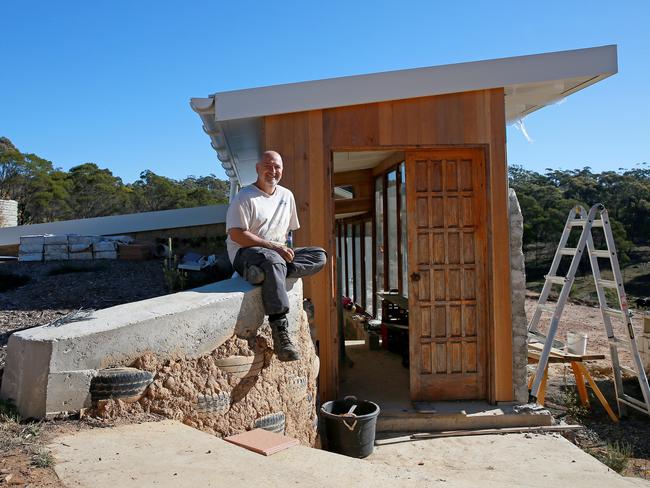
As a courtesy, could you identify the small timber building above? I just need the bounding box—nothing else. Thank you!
[191,45,618,404]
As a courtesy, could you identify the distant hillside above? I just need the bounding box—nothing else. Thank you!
[509,164,650,300]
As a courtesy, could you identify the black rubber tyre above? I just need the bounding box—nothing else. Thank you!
[90,367,154,403]
[254,411,285,433]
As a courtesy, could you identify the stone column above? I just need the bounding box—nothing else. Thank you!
[509,188,529,403]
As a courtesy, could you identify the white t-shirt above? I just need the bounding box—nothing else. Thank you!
[226,184,300,263]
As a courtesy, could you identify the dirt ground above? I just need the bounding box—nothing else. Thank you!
[526,297,650,479]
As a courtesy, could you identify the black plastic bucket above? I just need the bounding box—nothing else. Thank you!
[320,396,380,458]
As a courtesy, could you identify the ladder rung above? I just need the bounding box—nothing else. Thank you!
[608,337,628,347]
[597,279,618,289]
[559,248,578,256]
[620,394,650,411]
[545,276,566,285]
[537,304,556,313]
[604,307,625,319]
[568,219,603,228]
[620,366,638,377]
[591,250,612,258]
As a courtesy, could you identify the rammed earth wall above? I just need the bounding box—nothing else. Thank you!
[1,278,319,444]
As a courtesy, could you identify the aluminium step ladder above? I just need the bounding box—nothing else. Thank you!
[528,204,650,417]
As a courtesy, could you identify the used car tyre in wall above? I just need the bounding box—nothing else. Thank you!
[90,367,154,403]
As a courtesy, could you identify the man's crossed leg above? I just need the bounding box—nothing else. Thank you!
[233,246,327,361]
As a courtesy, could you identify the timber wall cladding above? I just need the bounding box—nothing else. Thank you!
[264,88,513,402]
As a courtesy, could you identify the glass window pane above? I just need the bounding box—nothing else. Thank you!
[354,224,362,305]
[400,163,408,297]
[375,177,384,290]
[364,220,373,314]
[340,224,347,297]
[387,171,398,291]
[375,176,384,318]
[346,223,354,300]
[336,223,340,257]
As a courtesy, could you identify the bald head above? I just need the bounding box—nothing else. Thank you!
[261,151,283,165]
[255,150,284,194]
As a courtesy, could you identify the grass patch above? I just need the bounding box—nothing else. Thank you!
[48,262,109,276]
[31,448,54,468]
[562,387,590,420]
[588,441,633,473]
[0,272,31,292]
[0,399,20,423]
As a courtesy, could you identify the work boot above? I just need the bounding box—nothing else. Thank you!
[244,264,265,285]
[270,318,300,362]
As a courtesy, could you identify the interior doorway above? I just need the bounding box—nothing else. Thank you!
[332,150,412,410]
[332,148,490,408]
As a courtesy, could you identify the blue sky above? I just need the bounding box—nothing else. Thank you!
[2,1,648,182]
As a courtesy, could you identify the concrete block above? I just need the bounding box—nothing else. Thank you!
[19,242,44,253]
[18,252,42,262]
[46,370,96,415]
[94,250,117,259]
[44,235,69,245]
[69,252,93,260]
[1,277,302,418]
[44,244,68,253]
[93,241,117,252]
[69,243,92,253]
[68,235,100,245]
[44,252,69,261]
[19,235,45,253]
[20,235,45,246]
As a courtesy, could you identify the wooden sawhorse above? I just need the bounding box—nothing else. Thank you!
[527,342,618,422]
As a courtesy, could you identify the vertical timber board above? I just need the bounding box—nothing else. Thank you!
[486,88,513,402]
[263,111,337,401]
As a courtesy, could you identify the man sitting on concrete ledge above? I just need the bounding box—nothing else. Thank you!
[226,150,327,361]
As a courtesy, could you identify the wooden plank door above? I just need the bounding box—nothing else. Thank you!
[406,149,488,401]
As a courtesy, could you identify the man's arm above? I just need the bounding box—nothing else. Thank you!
[228,228,294,262]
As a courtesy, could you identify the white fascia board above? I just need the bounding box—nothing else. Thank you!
[209,45,617,121]
[0,205,228,247]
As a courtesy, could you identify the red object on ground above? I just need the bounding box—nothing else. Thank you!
[381,323,389,349]
[224,428,299,456]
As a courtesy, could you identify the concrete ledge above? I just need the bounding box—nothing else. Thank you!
[1,277,302,418]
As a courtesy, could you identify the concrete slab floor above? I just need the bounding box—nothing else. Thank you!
[340,341,410,411]
[48,420,645,488]
[340,342,551,431]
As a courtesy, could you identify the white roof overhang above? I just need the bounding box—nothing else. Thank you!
[191,45,617,186]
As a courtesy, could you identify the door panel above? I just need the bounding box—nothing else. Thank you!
[406,149,488,401]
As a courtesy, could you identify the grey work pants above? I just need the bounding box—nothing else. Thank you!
[233,246,327,316]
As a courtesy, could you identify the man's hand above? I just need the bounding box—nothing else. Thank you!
[268,242,294,262]
[228,228,294,262]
